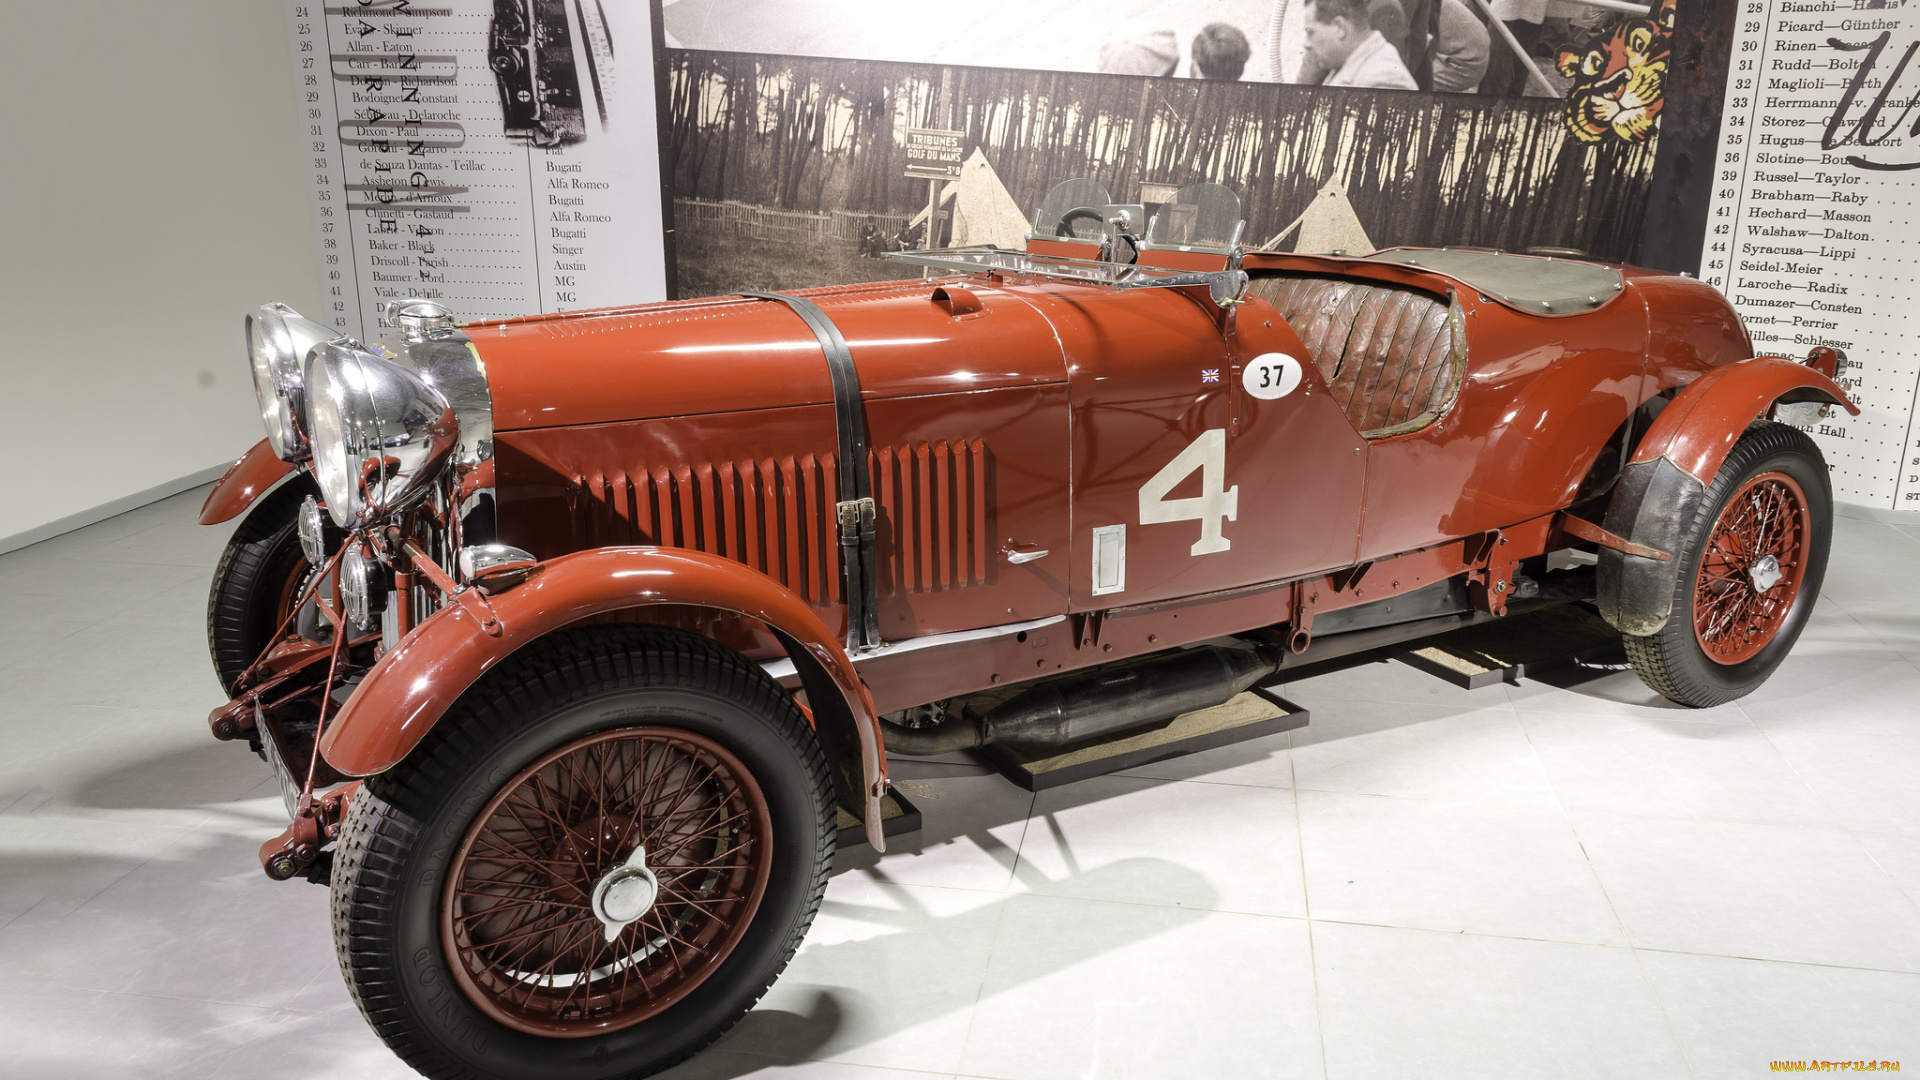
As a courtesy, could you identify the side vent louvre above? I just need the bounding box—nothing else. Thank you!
[872,439,991,594]
[567,439,991,607]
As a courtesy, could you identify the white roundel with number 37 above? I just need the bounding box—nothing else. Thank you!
[1243,353,1303,400]
[1140,429,1238,555]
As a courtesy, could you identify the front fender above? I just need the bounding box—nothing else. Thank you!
[318,546,891,848]
[198,439,297,525]
[1597,356,1856,635]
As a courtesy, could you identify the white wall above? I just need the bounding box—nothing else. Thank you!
[0,1,319,546]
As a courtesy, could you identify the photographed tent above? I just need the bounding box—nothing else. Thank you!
[949,149,1030,248]
[1265,177,1375,255]
[906,148,1029,249]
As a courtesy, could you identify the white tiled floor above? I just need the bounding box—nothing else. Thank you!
[4,490,1920,1079]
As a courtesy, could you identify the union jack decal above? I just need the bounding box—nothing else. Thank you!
[1201,368,1220,383]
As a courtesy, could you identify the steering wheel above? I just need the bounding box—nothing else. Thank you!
[1055,206,1106,239]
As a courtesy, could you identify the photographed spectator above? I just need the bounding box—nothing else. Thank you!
[1192,23,1252,80]
[859,215,883,259]
[1369,0,1412,58]
[1097,28,1180,76]
[1369,0,1490,91]
[1304,0,1419,89]
[1380,0,1451,88]
[1431,0,1491,92]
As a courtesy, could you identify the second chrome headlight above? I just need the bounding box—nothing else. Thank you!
[246,302,337,463]
[304,339,458,529]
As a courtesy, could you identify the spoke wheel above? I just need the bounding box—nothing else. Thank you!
[444,727,774,1038]
[1691,472,1810,665]
[1623,421,1831,708]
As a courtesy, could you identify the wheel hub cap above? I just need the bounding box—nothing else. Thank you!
[1748,553,1784,592]
[590,847,660,941]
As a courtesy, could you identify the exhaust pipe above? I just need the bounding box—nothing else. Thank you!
[880,645,1279,756]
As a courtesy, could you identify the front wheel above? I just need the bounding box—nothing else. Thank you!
[330,626,836,1080]
[1625,421,1832,707]
[205,475,324,694]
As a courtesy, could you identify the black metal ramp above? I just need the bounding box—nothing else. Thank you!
[1395,603,1624,689]
[980,685,1310,792]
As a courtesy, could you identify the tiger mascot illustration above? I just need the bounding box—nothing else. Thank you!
[1556,0,1676,144]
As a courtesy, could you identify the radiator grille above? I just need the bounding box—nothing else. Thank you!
[566,439,990,606]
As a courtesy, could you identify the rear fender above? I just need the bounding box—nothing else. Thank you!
[1597,357,1856,635]
[199,439,297,525]
[317,546,891,849]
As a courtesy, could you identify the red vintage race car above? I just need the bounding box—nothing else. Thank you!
[201,181,1853,1080]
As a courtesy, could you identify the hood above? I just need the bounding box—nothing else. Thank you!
[465,279,1072,432]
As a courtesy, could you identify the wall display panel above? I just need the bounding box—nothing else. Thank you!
[285,0,668,339]
[1699,0,1919,509]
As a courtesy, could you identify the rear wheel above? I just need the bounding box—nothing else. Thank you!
[1625,421,1831,707]
[330,626,835,1080]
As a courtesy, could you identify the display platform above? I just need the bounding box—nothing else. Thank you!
[835,788,923,848]
[980,684,1310,792]
[1395,603,1624,689]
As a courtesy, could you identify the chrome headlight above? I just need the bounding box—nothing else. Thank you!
[246,303,337,462]
[304,339,458,529]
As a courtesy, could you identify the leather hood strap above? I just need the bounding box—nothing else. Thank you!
[738,291,882,651]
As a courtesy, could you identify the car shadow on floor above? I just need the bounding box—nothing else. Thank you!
[659,855,1217,1079]
[60,740,268,812]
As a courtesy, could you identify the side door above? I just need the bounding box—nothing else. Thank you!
[1019,285,1368,610]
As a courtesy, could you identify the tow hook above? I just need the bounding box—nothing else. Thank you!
[259,781,360,882]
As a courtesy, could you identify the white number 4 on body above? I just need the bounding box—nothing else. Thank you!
[1139,429,1238,555]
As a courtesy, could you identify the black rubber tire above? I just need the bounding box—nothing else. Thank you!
[204,474,322,694]
[1624,421,1832,707]
[329,625,836,1080]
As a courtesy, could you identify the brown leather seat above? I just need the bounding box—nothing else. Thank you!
[1248,275,1464,438]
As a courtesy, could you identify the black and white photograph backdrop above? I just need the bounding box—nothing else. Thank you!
[660,0,1692,298]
